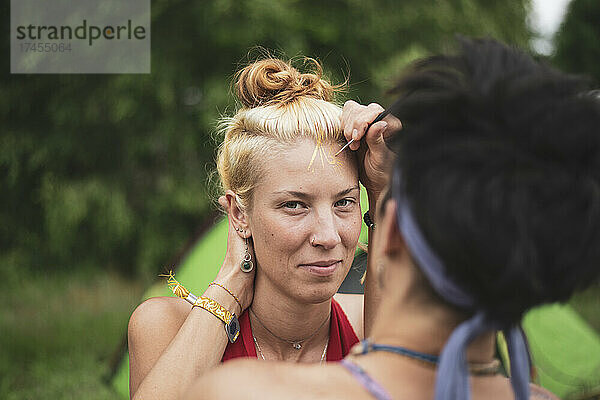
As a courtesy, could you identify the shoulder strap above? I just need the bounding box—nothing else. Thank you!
[340,359,392,400]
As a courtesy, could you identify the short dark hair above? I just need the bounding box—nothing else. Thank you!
[388,37,600,325]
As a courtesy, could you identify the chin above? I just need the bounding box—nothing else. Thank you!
[285,261,351,304]
[298,279,345,305]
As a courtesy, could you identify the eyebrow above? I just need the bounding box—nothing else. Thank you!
[273,185,360,199]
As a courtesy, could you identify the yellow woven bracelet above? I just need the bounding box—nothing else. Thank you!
[160,271,240,343]
[193,297,240,343]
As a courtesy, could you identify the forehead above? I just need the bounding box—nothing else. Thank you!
[257,138,358,195]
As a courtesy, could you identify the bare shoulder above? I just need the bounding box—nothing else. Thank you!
[184,360,359,400]
[128,296,191,354]
[128,296,190,335]
[333,293,364,339]
[530,384,560,400]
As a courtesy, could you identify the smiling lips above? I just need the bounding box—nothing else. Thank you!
[298,259,341,276]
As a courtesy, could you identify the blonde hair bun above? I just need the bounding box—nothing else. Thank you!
[235,58,336,108]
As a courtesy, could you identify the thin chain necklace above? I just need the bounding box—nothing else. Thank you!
[253,333,329,364]
[248,307,329,350]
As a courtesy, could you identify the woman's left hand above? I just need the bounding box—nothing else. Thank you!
[340,101,402,203]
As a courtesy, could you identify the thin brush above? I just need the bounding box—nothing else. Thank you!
[334,109,390,157]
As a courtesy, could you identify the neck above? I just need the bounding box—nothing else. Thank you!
[368,293,496,364]
[364,255,497,363]
[250,271,331,360]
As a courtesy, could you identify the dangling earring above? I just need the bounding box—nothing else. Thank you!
[240,234,254,273]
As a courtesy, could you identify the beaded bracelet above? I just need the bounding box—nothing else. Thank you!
[363,211,376,230]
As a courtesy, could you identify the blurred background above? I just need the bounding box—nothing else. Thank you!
[1,0,599,399]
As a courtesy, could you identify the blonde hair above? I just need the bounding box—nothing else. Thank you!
[215,57,346,212]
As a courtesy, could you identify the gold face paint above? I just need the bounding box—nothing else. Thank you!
[306,131,344,173]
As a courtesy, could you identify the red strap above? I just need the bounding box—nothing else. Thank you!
[327,298,360,361]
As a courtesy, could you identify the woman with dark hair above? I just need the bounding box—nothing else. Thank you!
[184,37,600,400]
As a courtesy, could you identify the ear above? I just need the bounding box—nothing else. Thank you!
[221,189,252,238]
[379,199,404,257]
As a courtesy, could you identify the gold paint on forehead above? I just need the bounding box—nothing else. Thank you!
[306,129,344,173]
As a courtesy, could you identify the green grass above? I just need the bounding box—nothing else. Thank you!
[0,268,142,400]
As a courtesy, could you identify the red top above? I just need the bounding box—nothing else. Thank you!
[222,299,359,362]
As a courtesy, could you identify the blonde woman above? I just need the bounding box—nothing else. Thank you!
[127,57,399,400]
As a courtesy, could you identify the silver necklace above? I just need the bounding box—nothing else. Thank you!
[249,307,329,350]
[252,333,329,364]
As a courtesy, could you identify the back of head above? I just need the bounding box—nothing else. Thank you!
[389,37,600,325]
[216,57,345,211]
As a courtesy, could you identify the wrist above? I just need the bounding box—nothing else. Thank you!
[203,285,243,316]
[208,282,242,312]
[191,295,241,343]
[214,268,253,310]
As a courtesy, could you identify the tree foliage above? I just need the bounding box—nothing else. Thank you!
[1,0,532,277]
[553,0,600,83]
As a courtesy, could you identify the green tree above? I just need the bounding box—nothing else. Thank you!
[1,0,533,279]
[553,0,600,83]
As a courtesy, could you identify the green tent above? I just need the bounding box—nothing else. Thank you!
[111,187,600,399]
[523,305,600,399]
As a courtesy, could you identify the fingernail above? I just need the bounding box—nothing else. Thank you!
[352,129,358,140]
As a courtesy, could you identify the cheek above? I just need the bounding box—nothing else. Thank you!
[253,213,308,264]
[341,212,362,247]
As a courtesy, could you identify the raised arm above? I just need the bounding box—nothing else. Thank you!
[128,192,255,400]
[340,100,401,336]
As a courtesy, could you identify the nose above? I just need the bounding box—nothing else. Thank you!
[310,210,341,250]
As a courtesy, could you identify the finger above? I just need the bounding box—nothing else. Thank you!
[349,125,366,151]
[363,120,389,158]
[245,233,255,255]
[382,114,402,140]
[222,205,248,267]
[350,103,385,150]
[222,195,244,241]
[218,195,228,210]
[352,104,385,150]
[225,205,239,241]
[341,100,361,143]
